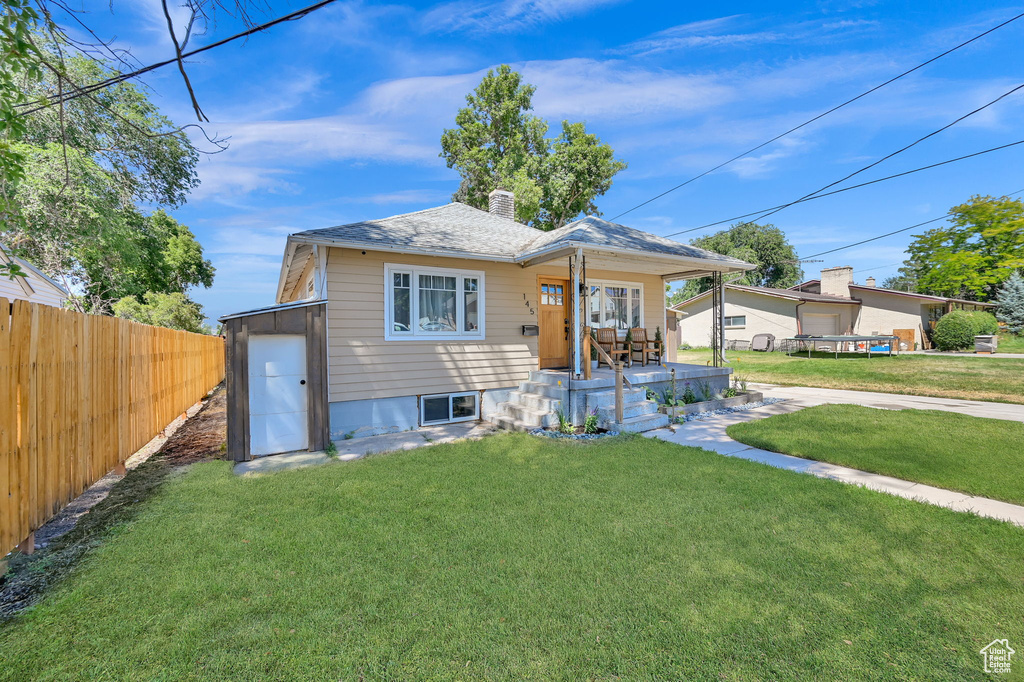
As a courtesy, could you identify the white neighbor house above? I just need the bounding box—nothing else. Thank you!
[672,265,994,351]
[0,244,69,307]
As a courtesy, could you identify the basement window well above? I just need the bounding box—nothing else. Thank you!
[421,392,479,425]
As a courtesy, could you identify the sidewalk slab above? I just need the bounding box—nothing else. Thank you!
[235,422,497,476]
[644,395,1024,527]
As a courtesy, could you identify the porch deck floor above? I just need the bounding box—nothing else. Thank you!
[536,362,730,390]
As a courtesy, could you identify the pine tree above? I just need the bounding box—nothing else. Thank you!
[995,271,1024,334]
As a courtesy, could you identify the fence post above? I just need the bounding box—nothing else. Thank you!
[614,361,624,425]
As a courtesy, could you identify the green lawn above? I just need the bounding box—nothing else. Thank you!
[727,404,1024,506]
[998,333,1024,353]
[676,348,1024,404]
[2,434,1023,680]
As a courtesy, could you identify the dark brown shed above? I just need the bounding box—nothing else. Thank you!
[220,300,329,462]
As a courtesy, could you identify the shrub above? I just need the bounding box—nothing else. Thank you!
[967,310,999,336]
[682,383,698,404]
[933,310,977,351]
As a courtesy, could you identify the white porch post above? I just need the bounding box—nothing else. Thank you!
[719,272,727,365]
[573,247,583,377]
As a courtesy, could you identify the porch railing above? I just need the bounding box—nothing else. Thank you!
[581,327,631,424]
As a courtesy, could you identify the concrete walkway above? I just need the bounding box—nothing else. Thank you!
[904,350,1024,359]
[750,383,1024,423]
[235,422,497,476]
[644,387,1024,527]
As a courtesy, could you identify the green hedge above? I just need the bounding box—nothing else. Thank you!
[933,310,999,351]
[968,310,999,335]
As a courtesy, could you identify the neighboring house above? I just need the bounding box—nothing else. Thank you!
[220,190,753,460]
[0,244,69,307]
[672,265,994,350]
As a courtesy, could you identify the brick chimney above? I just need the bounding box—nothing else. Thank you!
[865,276,876,288]
[820,266,853,298]
[488,189,515,221]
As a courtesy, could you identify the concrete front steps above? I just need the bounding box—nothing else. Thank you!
[586,387,670,433]
[490,381,566,432]
[490,371,669,433]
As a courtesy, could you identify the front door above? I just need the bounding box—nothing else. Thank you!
[248,334,309,456]
[538,277,570,369]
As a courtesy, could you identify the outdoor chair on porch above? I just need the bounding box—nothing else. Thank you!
[594,327,629,368]
[629,328,662,366]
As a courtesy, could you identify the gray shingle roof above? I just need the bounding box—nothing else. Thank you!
[520,215,750,266]
[292,202,752,269]
[673,283,861,309]
[291,203,543,260]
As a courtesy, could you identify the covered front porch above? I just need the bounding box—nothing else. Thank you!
[514,216,756,381]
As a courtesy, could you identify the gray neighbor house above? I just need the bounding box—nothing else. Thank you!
[220,190,753,461]
[672,265,994,351]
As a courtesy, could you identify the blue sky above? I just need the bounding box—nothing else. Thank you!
[70,0,1024,321]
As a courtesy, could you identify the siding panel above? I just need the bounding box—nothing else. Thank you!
[326,248,666,402]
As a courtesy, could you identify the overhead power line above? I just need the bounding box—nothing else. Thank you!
[609,10,1024,222]
[737,81,1024,224]
[18,0,338,115]
[662,137,1024,238]
[798,188,1024,260]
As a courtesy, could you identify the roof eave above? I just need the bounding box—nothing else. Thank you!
[515,241,755,274]
[219,298,326,323]
[288,234,518,264]
[275,237,299,304]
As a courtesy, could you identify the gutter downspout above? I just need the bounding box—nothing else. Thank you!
[573,247,583,378]
[795,301,805,333]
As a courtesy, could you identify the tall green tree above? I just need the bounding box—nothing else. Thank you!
[112,292,210,334]
[440,65,625,230]
[995,271,1024,334]
[1,39,211,311]
[0,0,44,279]
[899,195,1024,301]
[672,222,803,303]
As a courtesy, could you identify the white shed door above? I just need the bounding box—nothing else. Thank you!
[248,335,308,456]
[802,313,839,336]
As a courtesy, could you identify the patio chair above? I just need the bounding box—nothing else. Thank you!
[629,328,662,366]
[594,327,619,368]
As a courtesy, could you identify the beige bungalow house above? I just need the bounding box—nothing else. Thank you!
[220,191,754,461]
[672,265,994,351]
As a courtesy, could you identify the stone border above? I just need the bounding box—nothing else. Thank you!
[659,391,764,418]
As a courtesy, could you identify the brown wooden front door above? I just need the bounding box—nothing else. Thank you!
[538,277,570,369]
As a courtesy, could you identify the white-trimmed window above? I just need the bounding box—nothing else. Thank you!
[724,315,746,328]
[421,392,479,425]
[385,264,485,340]
[588,280,643,332]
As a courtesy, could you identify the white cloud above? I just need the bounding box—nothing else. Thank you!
[353,189,452,205]
[206,225,294,257]
[190,164,300,201]
[423,0,622,33]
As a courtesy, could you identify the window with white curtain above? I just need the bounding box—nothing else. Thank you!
[588,280,643,332]
[385,264,484,340]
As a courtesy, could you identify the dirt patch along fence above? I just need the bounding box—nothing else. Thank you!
[0,299,225,556]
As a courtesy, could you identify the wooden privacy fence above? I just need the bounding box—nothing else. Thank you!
[0,299,225,556]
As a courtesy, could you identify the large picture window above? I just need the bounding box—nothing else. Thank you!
[385,264,485,340]
[588,280,643,332]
